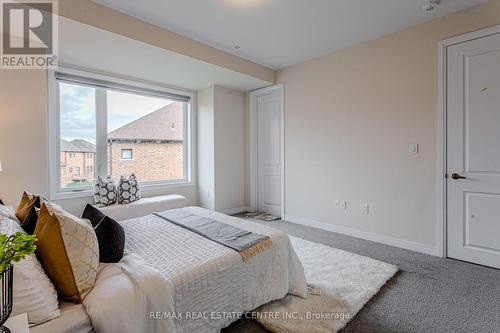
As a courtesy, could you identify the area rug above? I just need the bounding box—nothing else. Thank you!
[244,212,281,221]
[255,236,398,333]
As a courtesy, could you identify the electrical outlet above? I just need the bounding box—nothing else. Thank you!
[340,201,347,210]
[335,200,340,209]
[361,203,369,215]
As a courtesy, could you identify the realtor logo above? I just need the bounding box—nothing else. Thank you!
[1,0,58,68]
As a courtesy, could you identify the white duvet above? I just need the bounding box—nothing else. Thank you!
[83,207,307,333]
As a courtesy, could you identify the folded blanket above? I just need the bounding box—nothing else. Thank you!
[154,210,272,261]
[83,254,176,333]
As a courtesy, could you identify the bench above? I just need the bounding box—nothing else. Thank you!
[97,194,186,221]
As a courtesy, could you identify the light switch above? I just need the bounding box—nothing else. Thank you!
[409,143,419,155]
[340,201,347,210]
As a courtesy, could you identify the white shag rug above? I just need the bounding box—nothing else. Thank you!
[256,236,398,333]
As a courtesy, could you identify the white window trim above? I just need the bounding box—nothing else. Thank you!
[48,66,196,200]
[120,148,134,160]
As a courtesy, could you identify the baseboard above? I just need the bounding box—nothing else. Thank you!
[285,214,439,256]
[221,207,250,215]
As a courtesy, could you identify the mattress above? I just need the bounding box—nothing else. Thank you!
[30,302,93,333]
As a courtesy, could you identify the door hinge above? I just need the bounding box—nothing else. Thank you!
[445,173,448,179]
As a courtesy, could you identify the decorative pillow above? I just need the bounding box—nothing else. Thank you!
[118,174,141,204]
[15,191,40,222]
[94,176,117,208]
[20,206,38,235]
[35,204,99,303]
[82,203,105,228]
[82,204,125,263]
[0,213,60,325]
[94,216,125,263]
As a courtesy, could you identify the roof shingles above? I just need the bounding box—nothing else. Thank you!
[60,139,96,152]
[108,102,183,142]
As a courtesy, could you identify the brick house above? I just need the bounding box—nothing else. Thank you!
[60,139,96,187]
[107,102,184,182]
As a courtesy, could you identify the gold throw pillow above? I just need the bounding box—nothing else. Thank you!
[35,204,99,303]
[15,191,40,223]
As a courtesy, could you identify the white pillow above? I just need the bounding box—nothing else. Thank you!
[0,213,60,325]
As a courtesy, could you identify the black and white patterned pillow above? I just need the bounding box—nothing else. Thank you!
[94,176,117,208]
[118,174,141,204]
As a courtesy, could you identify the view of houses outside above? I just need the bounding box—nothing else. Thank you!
[107,102,184,182]
[60,139,96,188]
[60,102,184,188]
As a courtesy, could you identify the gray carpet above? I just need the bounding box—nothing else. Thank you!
[223,217,500,333]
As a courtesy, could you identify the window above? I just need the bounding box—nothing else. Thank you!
[121,149,133,160]
[49,68,192,198]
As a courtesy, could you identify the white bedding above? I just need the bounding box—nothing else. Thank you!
[118,207,308,333]
[83,254,176,333]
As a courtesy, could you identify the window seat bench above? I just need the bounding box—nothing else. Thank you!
[96,194,186,221]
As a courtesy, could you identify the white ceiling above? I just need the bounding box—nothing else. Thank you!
[59,17,272,92]
[93,0,487,69]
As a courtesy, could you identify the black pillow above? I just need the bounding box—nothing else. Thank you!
[94,216,125,263]
[81,203,125,263]
[82,204,105,228]
[21,206,38,235]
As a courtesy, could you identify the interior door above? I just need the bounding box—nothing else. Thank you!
[447,32,500,269]
[257,91,282,216]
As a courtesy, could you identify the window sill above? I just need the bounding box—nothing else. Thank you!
[50,181,195,201]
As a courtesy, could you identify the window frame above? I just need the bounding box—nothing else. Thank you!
[120,148,133,160]
[48,66,195,200]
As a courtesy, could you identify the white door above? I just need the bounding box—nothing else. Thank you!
[257,90,282,216]
[447,32,500,269]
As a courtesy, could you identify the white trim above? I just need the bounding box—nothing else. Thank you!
[436,25,500,259]
[286,215,439,256]
[220,207,250,215]
[436,39,447,258]
[47,65,196,200]
[248,83,285,218]
[439,25,500,48]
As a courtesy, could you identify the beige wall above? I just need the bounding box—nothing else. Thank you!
[277,0,500,250]
[213,86,246,213]
[197,86,247,213]
[197,86,216,210]
[0,70,48,202]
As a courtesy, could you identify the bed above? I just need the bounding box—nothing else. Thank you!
[31,207,307,333]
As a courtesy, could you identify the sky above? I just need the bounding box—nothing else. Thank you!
[60,82,173,143]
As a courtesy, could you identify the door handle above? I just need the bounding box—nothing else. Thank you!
[451,173,466,180]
